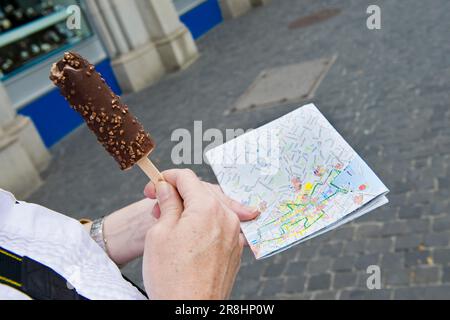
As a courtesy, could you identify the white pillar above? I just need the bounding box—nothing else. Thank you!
[220,0,271,19]
[219,0,252,19]
[0,85,45,198]
[250,0,271,7]
[0,84,50,172]
[3,115,51,172]
[0,85,16,127]
[86,0,166,93]
[137,0,199,72]
[0,135,43,199]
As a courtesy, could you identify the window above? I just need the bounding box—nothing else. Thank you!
[173,0,207,15]
[0,0,92,80]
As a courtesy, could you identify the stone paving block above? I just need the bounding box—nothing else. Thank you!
[380,252,405,270]
[404,250,433,268]
[410,182,435,200]
[410,266,441,285]
[333,255,357,272]
[318,243,343,256]
[279,292,313,300]
[232,278,262,299]
[340,289,392,300]
[343,241,365,255]
[260,278,285,298]
[395,235,423,251]
[398,205,425,219]
[330,226,355,241]
[433,249,450,265]
[272,251,293,265]
[333,272,358,290]
[263,262,286,278]
[394,286,450,300]
[355,224,382,239]
[442,267,450,283]
[387,194,407,208]
[283,276,306,294]
[432,201,449,216]
[238,262,267,280]
[382,268,411,287]
[354,253,380,270]
[438,177,450,190]
[423,232,450,247]
[370,208,395,223]
[307,257,332,275]
[294,245,318,261]
[408,219,431,233]
[313,291,338,300]
[364,238,394,253]
[433,216,450,232]
[307,274,332,292]
[285,261,308,277]
[380,221,410,237]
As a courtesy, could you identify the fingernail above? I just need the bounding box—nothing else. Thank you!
[156,182,172,202]
[143,184,151,197]
[248,206,261,215]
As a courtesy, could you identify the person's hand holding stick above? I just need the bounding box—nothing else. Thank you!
[142,169,250,300]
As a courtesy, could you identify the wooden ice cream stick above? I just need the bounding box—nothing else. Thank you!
[137,156,165,183]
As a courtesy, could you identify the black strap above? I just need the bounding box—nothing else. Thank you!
[0,247,22,290]
[121,274,148,299]
[0,247,87,300]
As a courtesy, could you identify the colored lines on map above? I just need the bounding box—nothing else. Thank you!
[252,167,349,247]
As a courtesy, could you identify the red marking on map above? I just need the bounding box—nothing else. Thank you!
[314,166,326,177]
[259,201,268,212]
[291,177,302,192]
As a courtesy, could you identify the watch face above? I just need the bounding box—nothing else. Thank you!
[90,218,107,252]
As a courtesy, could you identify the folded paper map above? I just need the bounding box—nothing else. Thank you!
[206,104,389,259]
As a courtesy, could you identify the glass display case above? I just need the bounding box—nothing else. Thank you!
[0,0,93,80]
[173,0,207,15]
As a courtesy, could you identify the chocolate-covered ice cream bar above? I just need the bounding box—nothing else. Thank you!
[50,52,163,181]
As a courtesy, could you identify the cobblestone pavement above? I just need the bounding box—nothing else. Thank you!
[28,0,450,299]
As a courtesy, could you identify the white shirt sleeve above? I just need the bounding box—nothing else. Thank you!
[0,189,147,300]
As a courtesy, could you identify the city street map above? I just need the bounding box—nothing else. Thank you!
[206,104,389,259]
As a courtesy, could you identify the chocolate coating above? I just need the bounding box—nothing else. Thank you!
[50,52,154,170]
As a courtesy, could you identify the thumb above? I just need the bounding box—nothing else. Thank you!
[155,181,183,223]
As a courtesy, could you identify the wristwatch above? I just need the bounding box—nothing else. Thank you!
[89,217,109,254]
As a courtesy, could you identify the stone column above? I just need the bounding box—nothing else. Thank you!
[250,0,272,7]
[220,0,271,19]
[137,0,199,72]
[0,84,45,198]
[0,85,15,127]
[85,0,166,93]
[219,0,252,19]
[0,85,50,172]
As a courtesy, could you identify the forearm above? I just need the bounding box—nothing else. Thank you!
[91,198,158,266]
